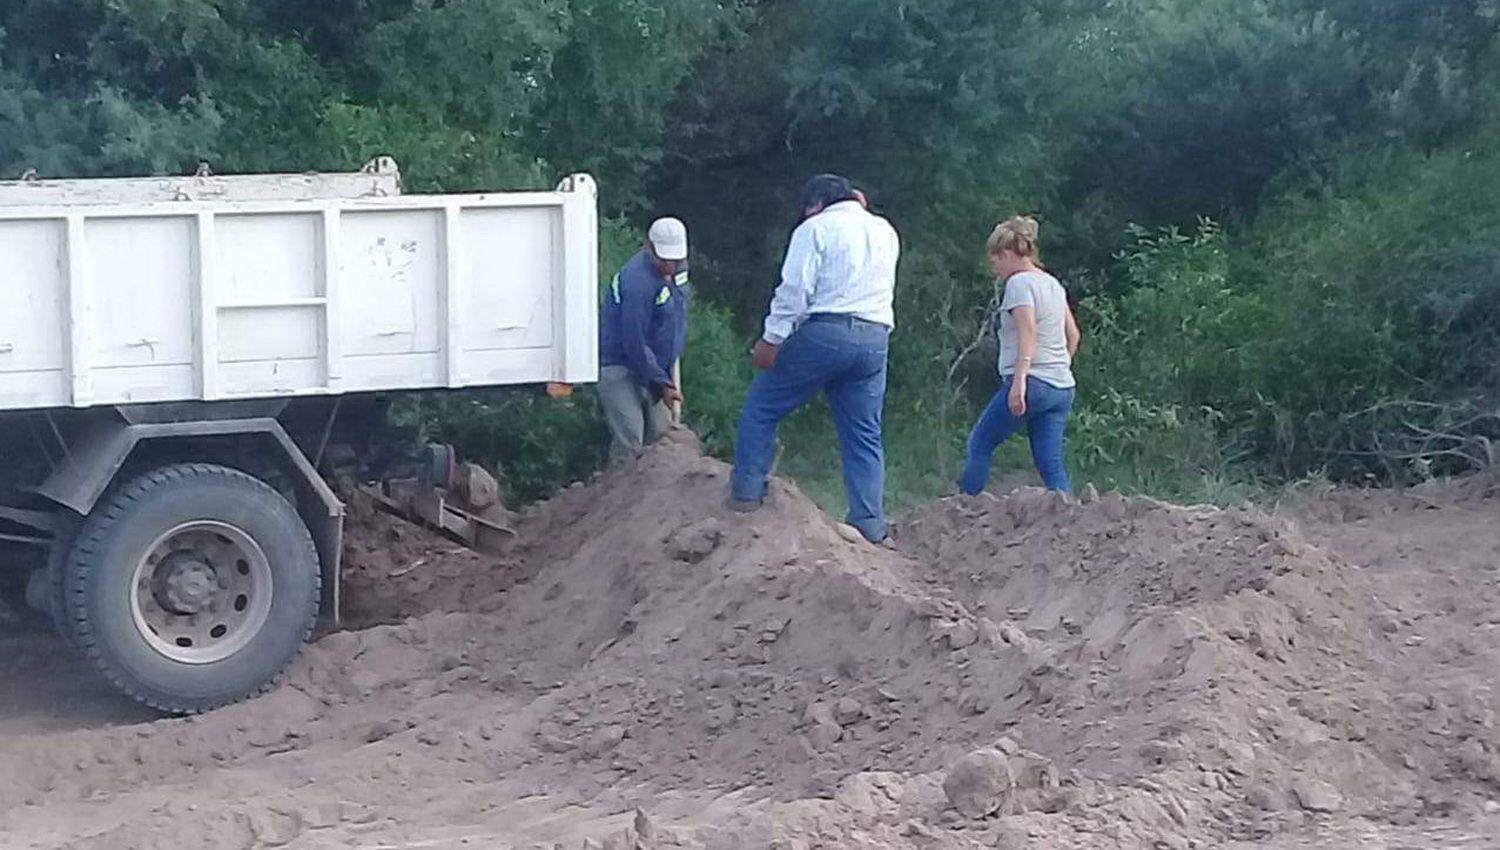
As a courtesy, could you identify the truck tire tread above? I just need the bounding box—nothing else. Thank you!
[65,463,321,714]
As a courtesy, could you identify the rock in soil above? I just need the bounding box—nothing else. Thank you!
[943,747,1015,818]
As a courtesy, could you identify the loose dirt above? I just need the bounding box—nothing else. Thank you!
[0,431,1497,848]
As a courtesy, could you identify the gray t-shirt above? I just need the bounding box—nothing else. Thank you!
[997,270,1075,389]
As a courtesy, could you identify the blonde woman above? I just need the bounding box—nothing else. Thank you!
[959,216,1081,494]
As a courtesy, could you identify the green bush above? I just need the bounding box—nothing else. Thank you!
[681,298,753,457]
[1241,134,1500,480]
[390,389,606,506]
[1066,221,1258,486]
[1068,389,1235,500]
[1068,132,1500,487]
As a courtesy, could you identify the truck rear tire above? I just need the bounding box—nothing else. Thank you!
[64,463,321,713]
[48,518,81,645]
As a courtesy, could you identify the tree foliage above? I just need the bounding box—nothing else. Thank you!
[2,0,1498,501]
[0,0,733,201]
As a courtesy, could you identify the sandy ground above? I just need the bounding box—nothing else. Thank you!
[0,431,1497,849]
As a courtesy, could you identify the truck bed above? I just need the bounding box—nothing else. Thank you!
[0,158,403,207]
[0,175,598,411]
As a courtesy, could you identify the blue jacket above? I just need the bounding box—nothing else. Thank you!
[599,250,689,398]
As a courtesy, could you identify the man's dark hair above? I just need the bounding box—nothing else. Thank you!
[801,173,858,211]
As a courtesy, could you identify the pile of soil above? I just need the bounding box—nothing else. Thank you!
[0,431,1497,848]
[337,487,530,629]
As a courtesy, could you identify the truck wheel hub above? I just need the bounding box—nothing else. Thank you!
[130,521,275,665]
[158,558,219,614]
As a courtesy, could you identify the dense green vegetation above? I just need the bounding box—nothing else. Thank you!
[5,1,1498,510]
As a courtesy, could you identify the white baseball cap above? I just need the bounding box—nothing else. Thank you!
[648,217,689,261]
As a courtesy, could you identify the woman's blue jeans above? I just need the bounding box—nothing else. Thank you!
[960,375,1075,495]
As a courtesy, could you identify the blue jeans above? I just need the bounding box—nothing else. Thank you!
[731,316,890,542]
[960,375,1075,495]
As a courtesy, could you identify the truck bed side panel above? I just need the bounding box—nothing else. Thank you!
[0,185,599,411]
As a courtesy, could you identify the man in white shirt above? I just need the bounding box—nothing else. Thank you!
[730,174,900,544]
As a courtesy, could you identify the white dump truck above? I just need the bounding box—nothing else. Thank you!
[0,160,598,712]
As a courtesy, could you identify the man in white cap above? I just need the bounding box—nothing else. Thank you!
[597,217,691,464]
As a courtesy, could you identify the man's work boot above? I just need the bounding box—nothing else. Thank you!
[835,523,864,544]
[728,496,763,514]
[836,522,898,550]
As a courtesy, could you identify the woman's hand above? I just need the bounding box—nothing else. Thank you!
[1008,378,1028,416]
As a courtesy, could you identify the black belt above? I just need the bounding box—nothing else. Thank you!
[806,313,886,327]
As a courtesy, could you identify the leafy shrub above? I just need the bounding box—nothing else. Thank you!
[390,388,606,505]
[1242,133,1500,480]
[681,298,752,457]
[1069,388,1231,498]
[1072,133,1500,485]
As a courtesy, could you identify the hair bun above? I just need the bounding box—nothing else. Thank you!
[1010,215,1040,242]
[986,214,1043,260]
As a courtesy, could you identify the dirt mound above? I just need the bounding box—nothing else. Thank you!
[338,488,530,629]
[1,434,1497,848]
[898,483,1500,845]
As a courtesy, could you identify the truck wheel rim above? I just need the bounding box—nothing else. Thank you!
[129,521,274,665]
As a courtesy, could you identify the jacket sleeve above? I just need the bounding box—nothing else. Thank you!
[618,275,672,395]
[763,221,820,345]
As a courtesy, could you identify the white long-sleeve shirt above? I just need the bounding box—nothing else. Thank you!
[762,200,900,344]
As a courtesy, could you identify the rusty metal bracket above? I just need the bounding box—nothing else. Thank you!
[360,461,516,557]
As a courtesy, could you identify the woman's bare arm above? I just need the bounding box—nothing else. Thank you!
[1012,305,1038,380]
[1064,303,1081,358]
